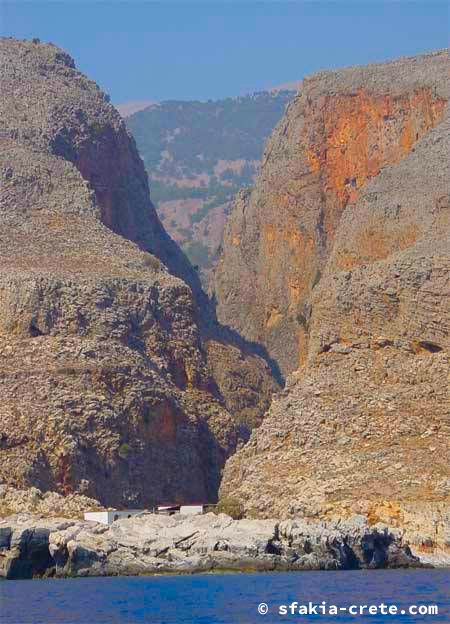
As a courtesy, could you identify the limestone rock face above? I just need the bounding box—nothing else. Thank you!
[308,112,450,360]
[213,50,448,376]
[0,512,421,579]
[0,38,277,506]
[219,54,449,555]
[0,39,197,286]
[0,486,101,519]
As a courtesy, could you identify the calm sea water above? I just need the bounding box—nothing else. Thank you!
[0,569,448,623]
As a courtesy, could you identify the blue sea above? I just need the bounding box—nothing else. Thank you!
[0,569,448,623]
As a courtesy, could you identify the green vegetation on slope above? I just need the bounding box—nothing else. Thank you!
[125,90,296,279]
[126,91,294,175]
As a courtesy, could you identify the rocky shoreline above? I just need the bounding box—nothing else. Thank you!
[0,511,439,580]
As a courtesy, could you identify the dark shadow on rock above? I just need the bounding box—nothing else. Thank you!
[204,292,285,387]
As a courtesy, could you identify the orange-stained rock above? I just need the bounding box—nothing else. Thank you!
[219,83,450,557]
[306,88,446,214]
[213,50,449,376]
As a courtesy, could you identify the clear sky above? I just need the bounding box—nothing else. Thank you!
[1,1,448,104]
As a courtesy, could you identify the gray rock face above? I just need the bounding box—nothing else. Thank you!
[0,512,421,579]
[0,38,278,507]
[0,38,194,286]
[0,135,235,505]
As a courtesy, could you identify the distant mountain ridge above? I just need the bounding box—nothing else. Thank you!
[117,79,300,118]
[116,100,156,117]
[125,89,296,282]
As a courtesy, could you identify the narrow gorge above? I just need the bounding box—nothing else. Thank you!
[0,39,448,576]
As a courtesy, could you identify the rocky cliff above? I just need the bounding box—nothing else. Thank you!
[213,50,448,376]
[0,512,421,579]
[219,70,450,563]
[0,38,277,508]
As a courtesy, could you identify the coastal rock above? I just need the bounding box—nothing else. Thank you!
[0,512,421,579]
[0,485,101,519]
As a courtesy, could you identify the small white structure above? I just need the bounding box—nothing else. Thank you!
[180,504,204,515]
[84,510,145,525]
[156,503,209,516]
[156,504,180,515]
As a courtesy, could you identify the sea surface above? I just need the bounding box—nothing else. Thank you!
[0,569,448,623]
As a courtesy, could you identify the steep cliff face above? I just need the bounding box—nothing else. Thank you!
[0,38,277,507]
[220,104,450,559]
[0,38,197,287]
[213,50,448,376]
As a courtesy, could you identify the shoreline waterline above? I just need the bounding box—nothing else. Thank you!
[1,569,449,623]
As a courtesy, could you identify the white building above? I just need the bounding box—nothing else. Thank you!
[84,510,145,525]
[156,504,208,515]
[85,503,212,524]
[180,504,204,515]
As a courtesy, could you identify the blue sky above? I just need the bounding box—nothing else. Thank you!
[1,1,448,104]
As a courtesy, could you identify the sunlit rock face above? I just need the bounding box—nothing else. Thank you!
[218,51,449,555]
[0,38,278,507]
[213,50,448,376]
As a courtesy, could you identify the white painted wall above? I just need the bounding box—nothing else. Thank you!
[84,511,109,524]
[84,510,144,525]
[180,505,204,515]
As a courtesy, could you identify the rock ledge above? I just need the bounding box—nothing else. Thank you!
[0,512,425,579]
